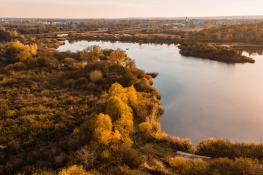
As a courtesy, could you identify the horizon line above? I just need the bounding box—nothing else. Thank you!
[1,15,263,20]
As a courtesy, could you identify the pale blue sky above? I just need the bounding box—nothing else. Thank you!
[1,0,263,18]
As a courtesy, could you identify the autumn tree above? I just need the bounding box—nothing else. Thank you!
[4,41,38,63]
[109,49,131,67]
[79,45,103,62]
[91,113,121,145]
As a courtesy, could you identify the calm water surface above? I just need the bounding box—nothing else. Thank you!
[58,40,263,143]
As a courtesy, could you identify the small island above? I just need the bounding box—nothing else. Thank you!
[178,42,255,63]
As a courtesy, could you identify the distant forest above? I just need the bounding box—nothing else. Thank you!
[188,23,263,43]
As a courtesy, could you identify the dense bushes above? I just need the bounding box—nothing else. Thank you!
[196,138,263,159]
[167,157,206,175]
[60,61,139,92]
[208,158,261,175]
[167,156,262,175]
[0,46,149,174]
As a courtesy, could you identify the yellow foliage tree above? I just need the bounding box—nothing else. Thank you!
[109,49,130,66]
[93,113,114,145]
[108,83,137,106]
[92,113,125,145]
[110,49,127,60]
[126,86,138,106]
[105,96,134,144]
[105,83,138,144]
[139,121,162,139]
[105,96,127,120]
[111,130,122,143]
[91,84,139,145]
[5,41,38,63]
[114,112,134,144]
[138,122,152,136]
[58,165,91,175]
[108,83,129,103]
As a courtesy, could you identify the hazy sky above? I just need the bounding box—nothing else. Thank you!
[1,0,263,18]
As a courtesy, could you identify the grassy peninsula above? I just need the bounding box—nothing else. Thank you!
[179,42,255,63]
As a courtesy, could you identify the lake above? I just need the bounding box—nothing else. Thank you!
[58,40,263,144]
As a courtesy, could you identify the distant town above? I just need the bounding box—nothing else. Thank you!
[2,16,263,31]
